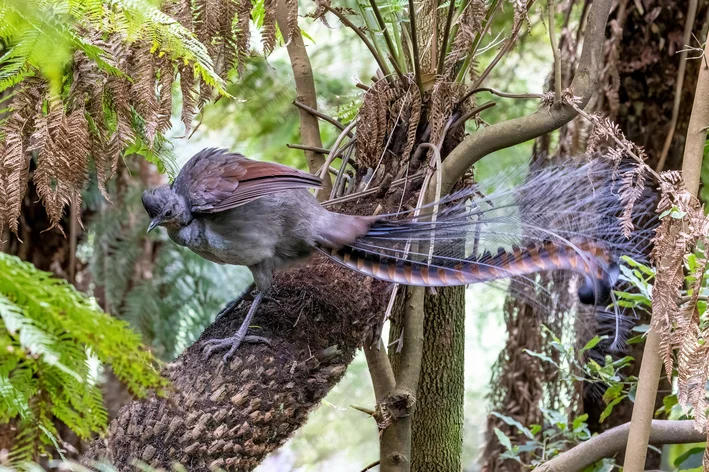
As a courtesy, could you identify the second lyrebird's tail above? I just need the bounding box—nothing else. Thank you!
[319,158,658,307]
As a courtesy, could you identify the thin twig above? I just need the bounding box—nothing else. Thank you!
[351,405,376,416]
[437,0,457,75]
[315,119,358,198]
[679,295,709,304]
[407,0,423,92]
[460,87,543,103]
[293,100,349,133]
[286,144,331,154]
[655,0,698,172]
[360,460,381,472]
[368,0,406,80]
[322,171,426,206]
[471,0,536,89]
[324,5,392,78]
[450,101,496,130]
[548,0,562,104]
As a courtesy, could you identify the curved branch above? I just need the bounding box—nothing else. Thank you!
[537,420,705,471]
[440,0,613,191]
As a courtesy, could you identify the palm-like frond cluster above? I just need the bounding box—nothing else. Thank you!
[0,252,168,464]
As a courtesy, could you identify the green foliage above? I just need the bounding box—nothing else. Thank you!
[0,253,168,464]
[0,0,225,95]
[493,409,615,470]
[524,326,637,426]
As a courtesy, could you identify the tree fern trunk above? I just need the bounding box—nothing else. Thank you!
[411,286,465,471]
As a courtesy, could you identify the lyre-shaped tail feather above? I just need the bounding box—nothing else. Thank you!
[321,239,619,304]
[320,159,657,307]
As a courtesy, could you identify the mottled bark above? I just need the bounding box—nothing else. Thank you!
[85,258,387,471]
[411,286,465,472]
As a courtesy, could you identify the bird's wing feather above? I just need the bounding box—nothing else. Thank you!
[174,148,323,213]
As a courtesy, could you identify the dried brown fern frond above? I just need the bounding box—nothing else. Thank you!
[310,0,332,27]
[195,0,223,61]
[157,58,176,135]
[220,0,239,77]
[0,77,45,237]
[130,41,159,144]
[511,0,531,30]
[428,81,467,152]
[285,0,299,45]
[176,0,195,29]
[235,0,253,76]
[400,77,422,165]
[355,78,397,169]
[573,108,654,234]
[104,35,134,193]
[179,64,199,135]
[261,0,278,55]
[34,98,91,231]
[443,0,485,80]
[650,171,709,444]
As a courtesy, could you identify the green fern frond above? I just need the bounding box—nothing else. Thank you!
[0,253,169,464]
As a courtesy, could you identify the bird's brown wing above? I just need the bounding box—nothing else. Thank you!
[174,148,323,213]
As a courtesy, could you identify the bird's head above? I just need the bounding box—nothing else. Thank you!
[142,186,190,233]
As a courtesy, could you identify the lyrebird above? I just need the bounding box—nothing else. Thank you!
[142,148,656,361]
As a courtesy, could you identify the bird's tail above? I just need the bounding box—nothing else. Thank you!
[319,158,658,308]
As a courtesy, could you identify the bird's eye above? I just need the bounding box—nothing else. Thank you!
[165,210,173,218]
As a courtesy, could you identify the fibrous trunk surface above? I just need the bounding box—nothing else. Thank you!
[85,258,387,471]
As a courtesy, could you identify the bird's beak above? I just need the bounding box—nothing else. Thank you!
[147,218,161,233]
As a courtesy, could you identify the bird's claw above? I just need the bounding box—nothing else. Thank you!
[202,334,271,362]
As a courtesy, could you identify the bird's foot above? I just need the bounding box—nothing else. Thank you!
[202,334,271,362]
[215,294,253,321]
[215,293,278,322]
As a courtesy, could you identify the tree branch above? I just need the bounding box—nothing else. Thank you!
[440,0,613,191]
[380,286,425,472]
[276,0,333,199]
[538,420,705,471]
[364,337,395,401]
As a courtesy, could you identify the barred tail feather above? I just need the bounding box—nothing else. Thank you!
[321,158,657,311]
[320,239,619,305]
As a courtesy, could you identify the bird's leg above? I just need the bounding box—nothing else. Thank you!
[214,282,256,321]
[202,290,271,361]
